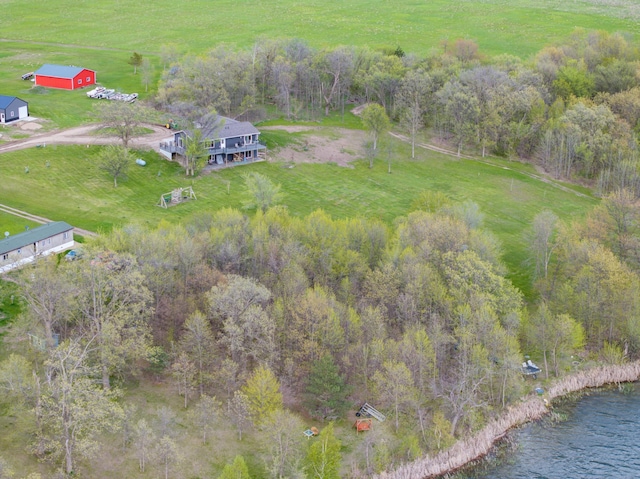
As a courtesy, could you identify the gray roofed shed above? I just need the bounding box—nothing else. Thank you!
[0,222,73,255]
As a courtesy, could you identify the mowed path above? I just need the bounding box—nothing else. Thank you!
[389,132,592,199]
[0,123,174,236]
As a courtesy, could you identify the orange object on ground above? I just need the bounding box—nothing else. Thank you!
[354,418,372,432]
[310,426,319,436]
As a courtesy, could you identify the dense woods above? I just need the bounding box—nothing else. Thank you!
[3,195,640,477]
[3,30,640,478]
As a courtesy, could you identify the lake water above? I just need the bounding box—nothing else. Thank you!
[466,386,640,479]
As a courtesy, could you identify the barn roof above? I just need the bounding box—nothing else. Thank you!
[0,95,24,109]
[0,222,73,255]
[35,64,91,79]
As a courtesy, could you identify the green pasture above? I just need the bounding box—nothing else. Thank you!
[1,0,637,58]
[0,42,162,128]
[0,132,597,294]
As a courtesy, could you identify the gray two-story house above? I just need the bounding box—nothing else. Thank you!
[159,117,266,166]
[0,222,74,273]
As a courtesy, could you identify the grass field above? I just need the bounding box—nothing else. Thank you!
[1,0,638,58]
[0,211,39,236]
[0,0,636,130]
[0,127,597,295]
[0,41,161,128]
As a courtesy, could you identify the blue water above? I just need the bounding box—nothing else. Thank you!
[468,387,640,479]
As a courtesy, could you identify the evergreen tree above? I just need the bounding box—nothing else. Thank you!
[304,355,351,419]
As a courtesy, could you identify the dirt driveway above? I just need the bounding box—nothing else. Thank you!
[0,122,173,154]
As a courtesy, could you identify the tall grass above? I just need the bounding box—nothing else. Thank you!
[376,362,640,479]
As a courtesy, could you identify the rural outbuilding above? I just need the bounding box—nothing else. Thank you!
[34,64,96,90]
[0,95,28,123]
[0,222,74,273]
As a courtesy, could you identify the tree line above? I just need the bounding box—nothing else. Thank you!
[152,31,640,194]
[3,190,640,476]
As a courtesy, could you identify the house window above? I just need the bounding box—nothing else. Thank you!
[78,78,82,84]
[2,254,7,261]
[40,240,45,247]
[86,76,91,82]
[63,232,69,240]
[17,249,21,254]
[47,238,51,245]
[246,150,253,159]
[245,135,252,144]
[10,111,15,117]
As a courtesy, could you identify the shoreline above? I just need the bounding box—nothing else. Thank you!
[374,361,640,479]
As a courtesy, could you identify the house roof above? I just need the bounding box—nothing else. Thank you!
[218,120,260,139]
[0,222,73,255]
[0,95,24,109]
[176,116,261,141]
[35,64,91,79]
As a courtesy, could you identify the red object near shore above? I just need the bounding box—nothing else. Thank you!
[354,418,372,432]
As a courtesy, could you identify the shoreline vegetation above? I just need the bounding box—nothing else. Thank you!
[376,362,640,479]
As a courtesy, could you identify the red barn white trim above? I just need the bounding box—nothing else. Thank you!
[34,64,96,90]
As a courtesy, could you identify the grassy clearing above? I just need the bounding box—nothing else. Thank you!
[1,0,637,58]
[0,129,597,294]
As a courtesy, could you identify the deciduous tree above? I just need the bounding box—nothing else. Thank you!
[98,145,131,187]
[171,352,197,408]
[361,103,390,151]
[227,391,251,441]
[133,418,155,473]
[95,101,149,148]
[37,339,123,474]
[179,311,215,394]
[189,394,222,444]
[241,365,283,427]
[219,455,250,479]
[305,422,341,479]
[243,172,283,213]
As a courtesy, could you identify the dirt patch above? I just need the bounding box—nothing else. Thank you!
[350,103,368,116]
[20,122,42,130]
[261,125,315,133]
[270,127,366,167]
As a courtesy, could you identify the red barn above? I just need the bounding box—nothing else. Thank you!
[34,64,96,90]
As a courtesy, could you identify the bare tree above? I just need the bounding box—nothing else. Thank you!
[396,70,431,158]
[140,57,155,92]
[529,210,559,280]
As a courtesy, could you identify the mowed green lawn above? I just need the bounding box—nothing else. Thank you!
[0,42,162,128]
[1,0,638,58]
[0,212,39,236]
[0,132,597,294]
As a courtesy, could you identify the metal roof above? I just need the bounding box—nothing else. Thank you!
[0,95,25,109]
[218,121,260,139]
[35,64,91,79]
[0,222,73,255]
